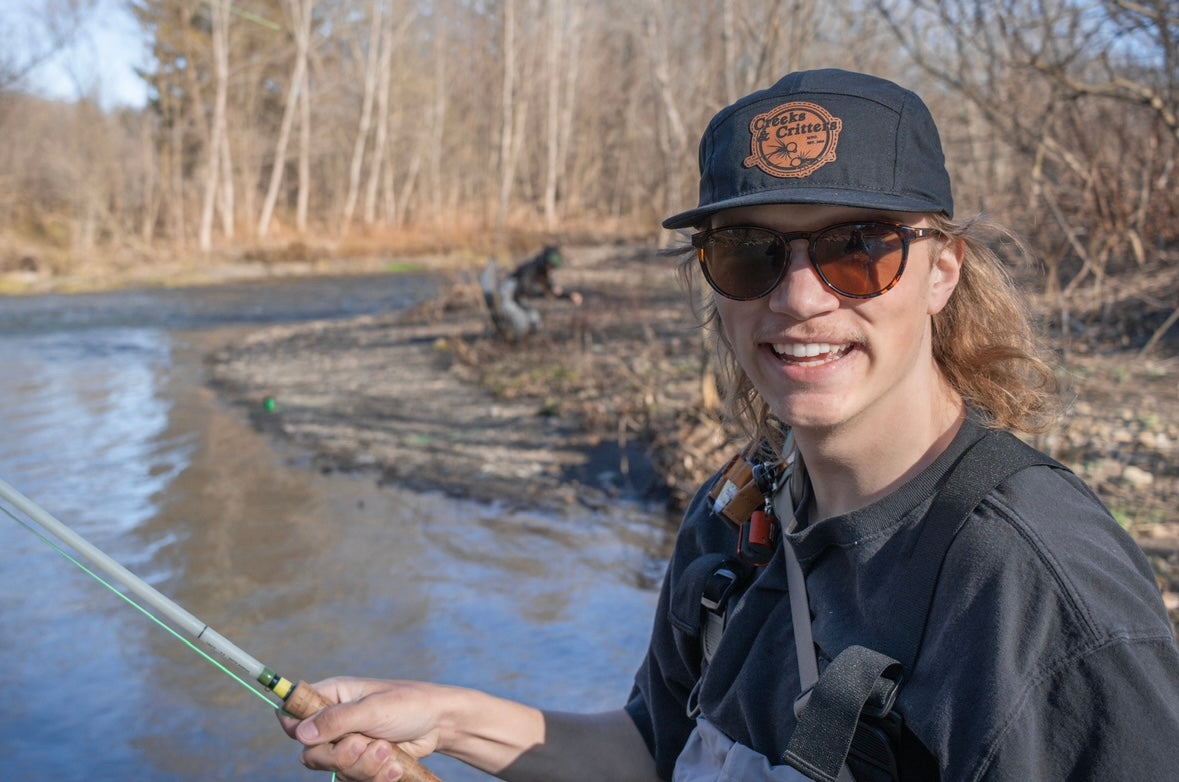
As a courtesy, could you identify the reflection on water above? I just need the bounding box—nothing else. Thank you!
[0,276,674,780]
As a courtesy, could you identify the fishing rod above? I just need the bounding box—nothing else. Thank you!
[0,476,441,782]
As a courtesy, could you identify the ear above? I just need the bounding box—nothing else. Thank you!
[927,236,963,316]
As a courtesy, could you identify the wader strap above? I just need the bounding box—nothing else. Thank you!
[701,565,740,665]
[779,457,857,780]
[697,440,780,668]
[888,430,1059,675]
[780,430,1061,782]
[783,507,819,694]
[672,553,745,670]
[783,646,901,782]
[681,555,743,719]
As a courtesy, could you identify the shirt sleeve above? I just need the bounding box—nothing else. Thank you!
[928,466,1179,781]
[625,477,729,780]
[978,635,1179,780]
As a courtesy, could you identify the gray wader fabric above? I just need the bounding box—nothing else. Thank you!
[674,719,815,781]
[497,277,541,338]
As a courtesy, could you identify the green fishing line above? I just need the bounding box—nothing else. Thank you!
[4,499,344,781]
[2,501,276,708]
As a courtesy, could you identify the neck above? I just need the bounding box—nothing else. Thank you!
[794,382,966,521]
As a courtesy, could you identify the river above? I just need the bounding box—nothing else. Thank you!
[0,274,673,780]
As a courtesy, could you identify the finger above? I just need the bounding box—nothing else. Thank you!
[303,738,407,782]
[300,733,370,773]
[276,707,301,739]
[351,740,405,782]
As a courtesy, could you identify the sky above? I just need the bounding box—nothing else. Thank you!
[3,0,149,110]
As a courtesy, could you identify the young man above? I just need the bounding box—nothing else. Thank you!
[280,69,1179,781]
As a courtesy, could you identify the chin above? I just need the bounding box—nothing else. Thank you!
[767,395,853,432]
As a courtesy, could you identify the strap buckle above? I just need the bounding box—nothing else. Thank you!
[701,567,739,612]
[700,567,738,667]
[783,646,903,782]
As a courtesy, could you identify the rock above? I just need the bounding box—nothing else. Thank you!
[1088,457,1124,483]
[1122,465,1155,490]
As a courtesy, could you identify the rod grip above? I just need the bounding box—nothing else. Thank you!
[286,681,443,782]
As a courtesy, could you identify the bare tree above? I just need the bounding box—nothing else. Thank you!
[542,0,569,231]
[296,22,311,234]
[873,0,1177,295]
[643,0,692,237]
[425,1,449,225]
[258,0,314,239]
[199,0,231,251]
[0,0,97,97]
[496,0,519,231]
[364,3,416,226]
[2,0,1172,316]
[340,0,382,232]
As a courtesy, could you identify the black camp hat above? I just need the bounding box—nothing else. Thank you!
[663,69,954,230]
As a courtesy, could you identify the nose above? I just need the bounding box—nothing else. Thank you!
[766,240,841,317]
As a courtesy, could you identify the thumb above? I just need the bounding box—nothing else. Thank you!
[293,698,370,746]
[294,714,327,744]
[289,676,371,746]
[291,676,406,746]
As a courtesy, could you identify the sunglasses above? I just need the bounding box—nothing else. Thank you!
[692,221,938,300]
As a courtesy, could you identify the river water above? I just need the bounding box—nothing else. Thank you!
[0,274,674,780]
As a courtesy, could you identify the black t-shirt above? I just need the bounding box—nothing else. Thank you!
[627,418,1179,780]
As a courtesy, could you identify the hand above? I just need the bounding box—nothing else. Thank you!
[276,678,446,781]
[570,291,583,306]
[296,736,407,782]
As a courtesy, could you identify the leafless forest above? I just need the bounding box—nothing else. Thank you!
[0,1,1175,327]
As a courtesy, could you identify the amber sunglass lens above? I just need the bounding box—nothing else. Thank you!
[703,228,785,300]
[812,224,905,297]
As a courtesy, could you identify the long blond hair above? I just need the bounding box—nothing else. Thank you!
[678,214,1060,451]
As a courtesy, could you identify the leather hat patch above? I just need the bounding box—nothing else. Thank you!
[743,101,841,179]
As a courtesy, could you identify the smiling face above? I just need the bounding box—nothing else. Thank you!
[710,203,963,441]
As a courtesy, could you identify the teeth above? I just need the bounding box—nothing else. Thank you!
[774,342,835,358]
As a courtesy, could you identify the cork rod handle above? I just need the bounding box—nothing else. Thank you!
[285,681,444,782]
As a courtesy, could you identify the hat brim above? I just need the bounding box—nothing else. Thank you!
[662,188,946,230]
